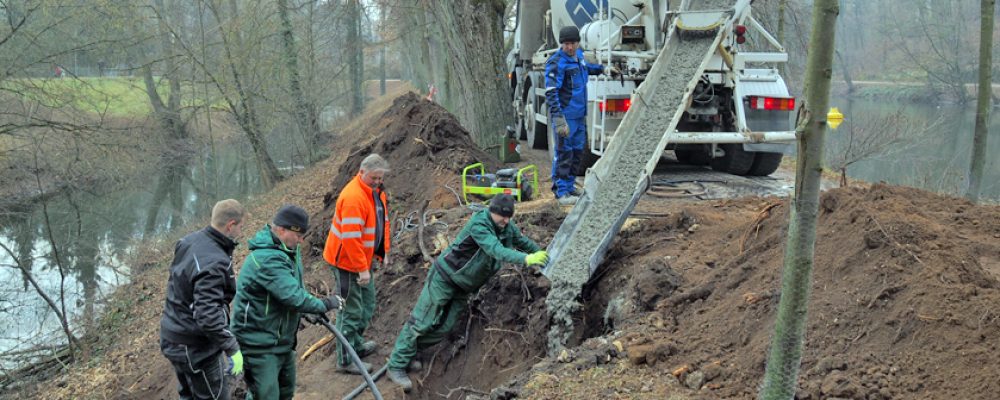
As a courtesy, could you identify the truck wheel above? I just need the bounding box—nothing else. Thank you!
[675,146,711,166]
[746,152,784,176]
[524,93,548,150]
[578,142,600,176]
[710,144,755,175]
[514,80,529,140]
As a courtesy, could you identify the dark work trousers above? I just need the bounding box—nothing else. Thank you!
[162,339,230,400]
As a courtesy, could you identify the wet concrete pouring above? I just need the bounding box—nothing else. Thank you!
[544,0,734,358]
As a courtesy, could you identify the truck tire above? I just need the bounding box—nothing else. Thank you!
[674,146,711,166]
[710,144,755,175]
[524,92,548,150]
[578,142,600,176]
[746,152,784,176]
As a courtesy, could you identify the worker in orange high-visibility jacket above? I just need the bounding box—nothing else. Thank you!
[323,153,392,375]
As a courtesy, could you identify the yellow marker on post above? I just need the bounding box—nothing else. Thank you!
[827,107,844,130]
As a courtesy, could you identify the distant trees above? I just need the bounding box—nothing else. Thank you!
[389,0,510,156]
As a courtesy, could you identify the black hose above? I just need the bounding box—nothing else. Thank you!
[344,364,389,400]
[307,314,383,400]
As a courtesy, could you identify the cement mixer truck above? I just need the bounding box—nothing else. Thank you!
[507,0,795,176]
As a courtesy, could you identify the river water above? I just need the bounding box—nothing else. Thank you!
[826,96,999,202]
[0,145,265,366]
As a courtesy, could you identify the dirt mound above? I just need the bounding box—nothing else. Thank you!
[290,200,563,399]
[503,184,1000,399]
[288,92,562,399]
[306,92,498,244]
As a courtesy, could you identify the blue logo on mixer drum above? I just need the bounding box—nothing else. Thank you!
[566,0,609,28]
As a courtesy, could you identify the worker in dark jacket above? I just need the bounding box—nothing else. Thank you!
[159,199,246,400]
[384,195,548,392]
[545,25,617,205]
[230,205,343,400]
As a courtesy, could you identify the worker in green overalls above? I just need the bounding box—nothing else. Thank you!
[384,194,549,392]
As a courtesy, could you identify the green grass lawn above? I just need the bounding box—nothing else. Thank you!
[3,77,218,117]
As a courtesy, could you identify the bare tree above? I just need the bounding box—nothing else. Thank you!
[347,0,364,116]
[278,0,322,162]
[759,0,839,398]
[967,0,994,202]
[825,106,938,187]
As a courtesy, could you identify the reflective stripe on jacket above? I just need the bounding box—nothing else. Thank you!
[323,174,391,273]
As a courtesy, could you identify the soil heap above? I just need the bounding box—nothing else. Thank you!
[501,184,1000,400]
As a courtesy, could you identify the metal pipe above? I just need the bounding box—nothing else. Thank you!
[749,15,785,52]
[666,130,797,143]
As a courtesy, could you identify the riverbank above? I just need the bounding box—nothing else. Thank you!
[8,90,1000,400]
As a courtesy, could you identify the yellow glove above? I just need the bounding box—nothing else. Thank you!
[524,250,549,266]
[228,350,244,375]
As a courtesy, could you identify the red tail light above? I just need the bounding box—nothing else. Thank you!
[598,98,631,113]
[748,96,795,111]
[734,25,747,44]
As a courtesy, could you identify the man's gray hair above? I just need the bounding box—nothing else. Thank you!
[360,153,390,172]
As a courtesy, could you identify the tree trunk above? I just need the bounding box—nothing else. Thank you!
[277,0,322,163]
[144,0,191,232]
[428,0,509,158]
[207,0,283,187]
[758,0,839,398]
[967,0,994,202]
[778,0,786,77]
[835,49,854,95]
[348,0,364,116]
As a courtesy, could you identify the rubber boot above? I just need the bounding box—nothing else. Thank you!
[387,368,413,393]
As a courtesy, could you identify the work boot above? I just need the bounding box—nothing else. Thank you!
[336,361,373,375]
[570,187,585,197]
[358,341,377,357]
[557,195,579,205]
[407,359,423,372]
[387,368,413,393]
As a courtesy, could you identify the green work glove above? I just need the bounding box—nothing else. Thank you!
[525,250,548,266]
[227,350,244,376]
[553,115,569,138]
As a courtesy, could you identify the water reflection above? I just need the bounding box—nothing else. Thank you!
[0,145,262,366]
[826,97,1000,201]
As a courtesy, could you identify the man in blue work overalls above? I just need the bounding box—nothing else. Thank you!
[545,25,618,205]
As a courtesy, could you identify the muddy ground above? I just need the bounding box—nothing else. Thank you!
[13,91,1000,400]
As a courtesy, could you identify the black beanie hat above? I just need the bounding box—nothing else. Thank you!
[559,26,581,44]
[273,204,309,233]
[489,194,515,218]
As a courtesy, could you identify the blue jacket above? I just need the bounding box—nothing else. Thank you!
[545,48,604,120]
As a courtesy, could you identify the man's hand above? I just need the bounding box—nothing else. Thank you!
[525,250,549,266]
[553,115,569,138]
[358,270,371,286]
[228,350,244,376]
[605,65,620,77]
[322,294,344,312]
